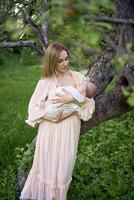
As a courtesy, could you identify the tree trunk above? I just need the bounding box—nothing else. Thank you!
[80,0,134,133]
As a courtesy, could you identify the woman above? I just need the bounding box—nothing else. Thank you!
[20,43,96,200]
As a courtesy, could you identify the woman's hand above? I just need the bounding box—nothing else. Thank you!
[51,90,74,104]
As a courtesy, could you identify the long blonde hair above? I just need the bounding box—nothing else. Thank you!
[43,43,69,78]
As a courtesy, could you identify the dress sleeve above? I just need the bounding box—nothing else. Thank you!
[25,79,49,127]
[77,97,95,121]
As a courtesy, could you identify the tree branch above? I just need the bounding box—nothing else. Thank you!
[84,15,134,26]
[39,0,49,49]
[23,10,47,48]
[40,21,49,49]
[0,40,44,56]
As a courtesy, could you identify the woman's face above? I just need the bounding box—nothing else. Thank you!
[56,50,69,75]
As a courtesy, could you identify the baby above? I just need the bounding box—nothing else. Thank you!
[43,86,95,122]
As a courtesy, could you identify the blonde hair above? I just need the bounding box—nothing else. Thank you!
[43,43,69,78]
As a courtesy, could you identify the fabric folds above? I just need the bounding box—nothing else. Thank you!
[20,70,95,200]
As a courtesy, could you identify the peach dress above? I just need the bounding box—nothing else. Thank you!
[20,71,95,200]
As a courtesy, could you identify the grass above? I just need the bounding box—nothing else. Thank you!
[0,61,42,170]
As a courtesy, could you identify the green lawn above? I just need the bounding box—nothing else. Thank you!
[0,64,42,170]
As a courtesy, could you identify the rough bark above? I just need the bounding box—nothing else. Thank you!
[23,9,48,49]
[81,86,131,133]
[86,48,115,96]
[40,0,49,49]
[115,0,134,55]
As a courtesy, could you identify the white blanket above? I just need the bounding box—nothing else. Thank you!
[41,86,95,122]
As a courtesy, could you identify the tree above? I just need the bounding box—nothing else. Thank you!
[0,0,134,188]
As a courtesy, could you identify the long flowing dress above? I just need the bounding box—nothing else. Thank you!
[20,70,95,200]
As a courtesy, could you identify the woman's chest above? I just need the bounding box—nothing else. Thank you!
[56,75,76,88]
[46,76,76,99]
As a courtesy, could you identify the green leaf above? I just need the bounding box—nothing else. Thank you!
[96,22,113,30]
[122,88,130,97]
[126,43,133,51]
[127,95,134,107]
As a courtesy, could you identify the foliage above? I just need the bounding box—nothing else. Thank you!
[0,165,18,200]
[47,0,116,68]
[0,0,116,69]
[15,141,36,175]
[122,87,134,107]
[0,47,40,68]
[68,111,134,200]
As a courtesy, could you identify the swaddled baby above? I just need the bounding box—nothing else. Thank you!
[43,86,95,122]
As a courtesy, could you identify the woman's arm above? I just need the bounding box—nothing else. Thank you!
[51,91,74,104]
[51,90,85,106]
[51,83,96,105]
[26,79,50,127]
